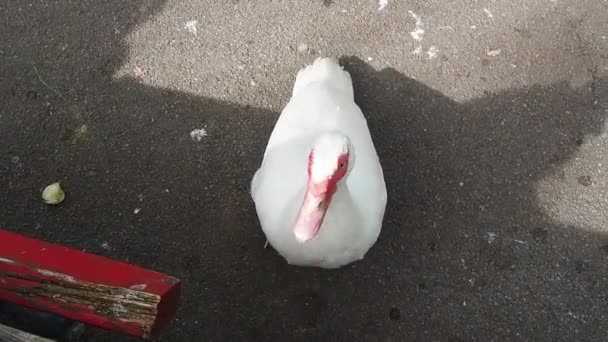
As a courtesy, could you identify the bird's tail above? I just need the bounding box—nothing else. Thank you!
[292,57,354,99]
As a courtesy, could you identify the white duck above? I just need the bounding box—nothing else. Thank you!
[250,57,387,269]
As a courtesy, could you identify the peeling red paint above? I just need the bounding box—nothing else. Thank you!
[0,229,181,339]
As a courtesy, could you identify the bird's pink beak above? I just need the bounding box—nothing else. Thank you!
[293,180,332,243]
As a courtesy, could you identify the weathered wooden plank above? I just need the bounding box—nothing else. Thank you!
[0,229,181,339]
[0,322,54,342]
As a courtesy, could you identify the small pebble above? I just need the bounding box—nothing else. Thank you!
[297,43,309,54]
[190,128,208,142]
[577,175,592,187]
[42,182,65,205]
[486,49,502,57]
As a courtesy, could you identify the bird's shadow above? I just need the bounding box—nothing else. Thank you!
[1,0,607,341]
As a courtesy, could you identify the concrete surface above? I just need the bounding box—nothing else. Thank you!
[1,0,607,341]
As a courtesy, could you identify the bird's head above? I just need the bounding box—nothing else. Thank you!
[293,132,352,243]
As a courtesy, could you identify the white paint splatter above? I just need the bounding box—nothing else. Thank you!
[101,242,111,250]
[408,11,425,41]
[129,283,148,291]
[378,0,389,11]
[486,49,502,57]
[184,20,198,36]
[487,232,499,243]
[190,128,208,142]
[412,46,423,55]
[483,8,494,18]
[134,207,141,214]
[426,46,439,59]
[367,57,374,61]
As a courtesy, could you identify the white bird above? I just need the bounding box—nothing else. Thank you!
[250,57,387,269]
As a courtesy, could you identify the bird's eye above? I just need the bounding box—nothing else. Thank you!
[338,162,345,169]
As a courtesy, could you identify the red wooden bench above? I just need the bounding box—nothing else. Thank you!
[0,229,181,340]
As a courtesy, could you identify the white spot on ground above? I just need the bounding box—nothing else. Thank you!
[100,242,111,250]
[412,46,423,55]
[378,0,389,11]
[297,43,309,54]
[190,128,208,142]
[408,11,425,41]
[486,49,502,57]
[367,57,374,61]
[426,46,439,59]
[471,25,477,29]
[133,66,145,78]
[483,8,494,18]
[134,207,141,214]
[184,20,198,36]
[487,232,499,243]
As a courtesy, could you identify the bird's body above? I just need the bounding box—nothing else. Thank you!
[251,57,387,269]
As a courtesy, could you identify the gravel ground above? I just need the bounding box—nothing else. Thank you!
[1,0,607,341]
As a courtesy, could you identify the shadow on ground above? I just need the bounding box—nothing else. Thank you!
[1,1,607,341]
